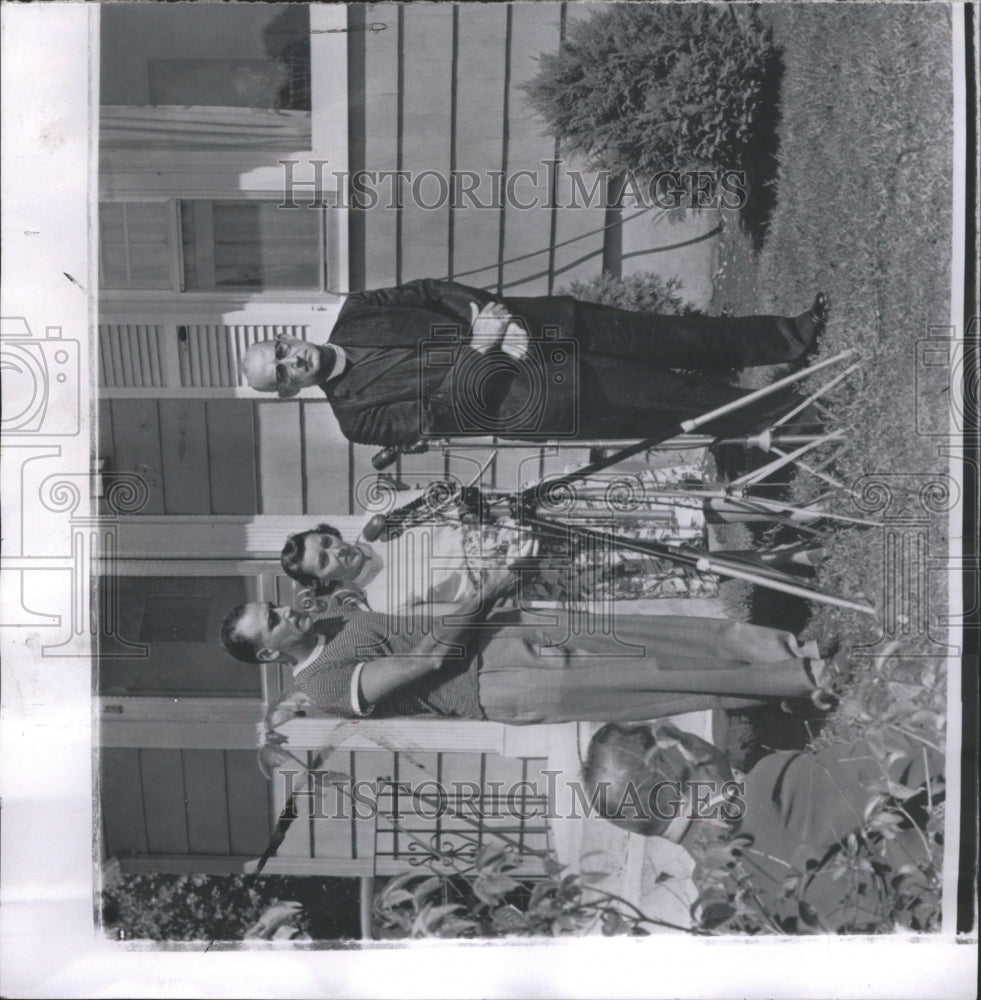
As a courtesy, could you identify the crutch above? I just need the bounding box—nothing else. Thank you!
[638,485,881,529]
[517,350,858,505]
[518,511,876,615]
[619,358,863,454]
[729,432,848,491]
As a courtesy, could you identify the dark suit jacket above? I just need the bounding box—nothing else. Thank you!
[322,279,580,445]
[683,736,943,932]
[318,278,773,446]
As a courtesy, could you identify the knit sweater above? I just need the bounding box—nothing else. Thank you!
[293,611,484,719]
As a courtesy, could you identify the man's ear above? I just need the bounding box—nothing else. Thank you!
[256,647,283,664]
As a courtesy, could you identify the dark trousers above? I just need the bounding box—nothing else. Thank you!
[500,296,813,440]
[572,300,811,371]
[507,296,812,370]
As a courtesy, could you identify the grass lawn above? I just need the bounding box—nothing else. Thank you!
[709,5,953,901]
[713,3,953,679]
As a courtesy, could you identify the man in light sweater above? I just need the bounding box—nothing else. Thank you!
[220,579,845,724]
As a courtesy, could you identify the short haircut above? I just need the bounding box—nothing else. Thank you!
[280,523,343,592]
[582,722,733,837]
[581,722,667,836]
[220,604,259,663]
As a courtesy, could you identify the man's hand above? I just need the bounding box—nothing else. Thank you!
[469,301,511,353]
[501,321,529,360]
[357,576,515,707]
[429,573,515,634]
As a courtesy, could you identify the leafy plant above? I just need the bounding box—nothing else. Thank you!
[687,793,943,936]
[559,271,693,316]
[373,845,693,939]
[523,5,779,177]
[685,689,945,937]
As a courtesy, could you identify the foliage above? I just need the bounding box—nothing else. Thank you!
[100,873,360,942]
[560,270,693,316]
[812,641,947,800]
[523,4,779,177]
[689,707,944,936]
[372,845,676,939]
[704,4,951,933]
[374,664,944,940]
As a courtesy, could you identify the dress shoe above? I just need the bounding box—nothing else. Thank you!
[792,291,830,356]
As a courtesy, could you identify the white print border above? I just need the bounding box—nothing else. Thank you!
[0,4,976,999]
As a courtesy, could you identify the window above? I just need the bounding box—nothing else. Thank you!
[99,198,325,293]
[101,5,311,111]
[148,59,298,111]
[99,202,176,290]
[181,200,321,290]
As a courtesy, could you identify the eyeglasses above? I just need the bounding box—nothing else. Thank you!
[313,532,341,563]
[274,340,292,393]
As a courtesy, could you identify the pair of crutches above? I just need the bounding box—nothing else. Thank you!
[385,349,876,615]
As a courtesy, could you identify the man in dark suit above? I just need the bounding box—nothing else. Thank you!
[240,278,828,446]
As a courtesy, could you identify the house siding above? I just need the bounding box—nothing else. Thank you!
[97,3,617,877]
[348,2,609,297]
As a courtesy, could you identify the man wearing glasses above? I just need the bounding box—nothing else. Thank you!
[239,277,828,447]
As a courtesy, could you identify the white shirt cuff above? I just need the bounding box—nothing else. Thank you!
[350,661,372,716]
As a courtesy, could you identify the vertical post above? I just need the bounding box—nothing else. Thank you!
[601,173,625,278]
[359,876,376,939]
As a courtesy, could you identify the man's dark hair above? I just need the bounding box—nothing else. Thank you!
[280,523,343,592]
[220,604,259,663]
[582,722,734,836]
[582,722,666,835]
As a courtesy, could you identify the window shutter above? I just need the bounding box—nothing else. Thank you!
[98,324,166,388]
[99,322,311,390]
[177,323,310,388]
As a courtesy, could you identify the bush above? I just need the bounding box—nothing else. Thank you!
[100,873,360,942]
[523,5,778,177]
[373,845,677,938]
[560,270,692,315]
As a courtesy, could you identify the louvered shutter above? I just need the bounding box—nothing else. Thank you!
[177,323,310,388]
[98,322,315,396]
[99,324,167,388]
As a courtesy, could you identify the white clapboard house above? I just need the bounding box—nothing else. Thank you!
[96,2,638,891]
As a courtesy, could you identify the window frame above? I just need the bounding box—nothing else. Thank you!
[99,192,332,300]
